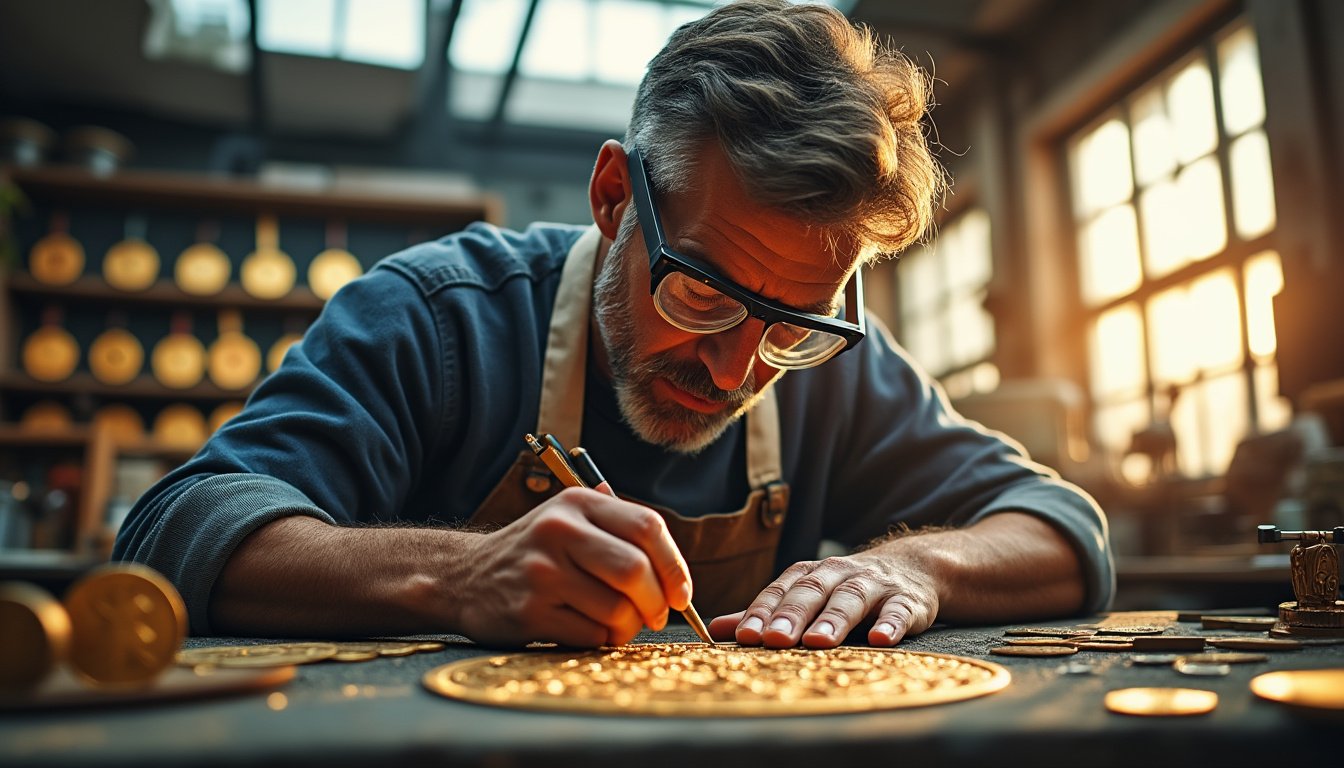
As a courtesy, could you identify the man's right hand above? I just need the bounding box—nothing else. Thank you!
[455,488,693,647]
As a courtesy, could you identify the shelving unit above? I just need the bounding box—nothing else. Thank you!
[0,164,501,558]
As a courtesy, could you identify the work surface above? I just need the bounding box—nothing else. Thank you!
[2,612,1339,768]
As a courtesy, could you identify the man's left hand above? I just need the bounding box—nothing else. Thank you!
[706,544,939,648]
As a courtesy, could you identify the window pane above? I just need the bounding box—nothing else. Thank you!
[906,316,947,375]
[1132,87,1177,186]
[594,0,667,85]
[1229,130,1277,240]
[970,362,1001,394]
[1094,399,1149,458]
[1167,58,1218,164]
[1177,157,1228,262]
[1090,303,1147,399]
[1255,363,1292,432]
[521,0,591,80]
[947,209,992,293]
[342,0,423,69]
[1200,371,1249,475]
[1244,250,1283,361]
[898,246,940,314]
[450,0,528,74]
[1147,285,1198,386]
[1170,380,1203,476]
[1219,26,1266,137]
[1139,178,1184,278]
[948,292,994,367]
[259,0,335,57]
[1079,204,1142,306]
[1072,118,1133,217]
[1189,268,1244,374]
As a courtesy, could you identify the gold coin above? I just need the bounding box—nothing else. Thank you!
[1178,652,1268,665]
[1251,669,1344,711]
[268,333,303,372]
[308,247,362,301]
[327,641,420,657]
[29,232,85,285]
[1173,659,1231,677]
[1207,638,1301,651]
[990,645,1078,657]
[152,404,208,448]
[1105,687,1218,716]
[415,642,446,653]
[1003,628,1094,638]
[102,238,160,291]
[64,564,188,687]
[1072,642,1136,652]
[1131,636,1207,651]
[1096,626,1164,635]
[1127,654,1181,666]
[88,328,144,385]
[1201,616,1277,631]
[1004,637,1082,646]
[93,404,145,443]
[207,333,261,390]
[20,401,73,432]
[331,650,379,662]
[241,248,296,300]
[22,326,79,382]
[0,582,72,690]
[174,242,231,296]
[151,333,206,389]
[425,643,1011,717]
[176,643,338,668]
[209,401,244,433]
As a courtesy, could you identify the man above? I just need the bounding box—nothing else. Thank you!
[115,0,1113,649]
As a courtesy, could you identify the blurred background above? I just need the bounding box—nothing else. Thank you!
[1,0,1341,610]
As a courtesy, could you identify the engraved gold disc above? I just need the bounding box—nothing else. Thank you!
[152,403,208,448]
[174,242,231,296]
[88,328,144,385]
[268,333,303,372]
[29,232,85,285]
[308,247,362,300]
[241,248,296,300]
[63,564,188,687]
[22,326,80,382]
[102,238,160,291]
[0,582,72,690]
[151,333,206,389]
[93,404,145,443]
[176,643,340,669]
[20,401,73,432]
[423,643,1011,717]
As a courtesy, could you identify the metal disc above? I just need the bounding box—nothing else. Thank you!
[1105,687,1218,716]
[1251,669,1344,711]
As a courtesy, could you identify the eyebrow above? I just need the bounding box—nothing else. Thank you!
[677,243,837,317]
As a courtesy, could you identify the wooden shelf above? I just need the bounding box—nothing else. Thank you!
[2,371,256,401]
[5,273,325,313]
[0,424,91,448]
[7,166,501,227]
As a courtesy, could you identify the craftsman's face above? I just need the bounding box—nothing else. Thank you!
[593,144,854,454]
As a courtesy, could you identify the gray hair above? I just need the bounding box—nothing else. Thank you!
[625,0,945,261]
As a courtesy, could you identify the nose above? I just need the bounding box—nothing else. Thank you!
[696,318,764,392]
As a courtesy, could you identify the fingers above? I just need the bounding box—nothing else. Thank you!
[732,560,818,646]
[868,594,936,647]
[707,610,745,641]
[576,492,693,611]
[556,559,653,644]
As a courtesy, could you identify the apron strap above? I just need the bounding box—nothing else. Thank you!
[536,226,601,449]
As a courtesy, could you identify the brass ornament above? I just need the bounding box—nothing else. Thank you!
[102,238,160,291]
[20,401,74,433]
[1104,687,1218,716]
[207,311,261,390]
[424,643,1011,717]
[0,582,72,690]
[308,247,362,301]
[29,232,85,285]
[88,327,144,385]
[241,216,295,300]
[63,564,187,687]
[151,332,206,389]
[22,325,80,383]
[174,242,231,296]
[268,333,303,372]
[152,404,208,448]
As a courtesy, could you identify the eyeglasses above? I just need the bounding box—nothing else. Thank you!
[627,146,865,370]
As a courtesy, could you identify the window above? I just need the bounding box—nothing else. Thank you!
[1068,22,1289,481]
[897,208,999,400]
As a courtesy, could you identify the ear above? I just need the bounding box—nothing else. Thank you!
[589,139,632,241]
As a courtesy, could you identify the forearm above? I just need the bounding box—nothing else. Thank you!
[210,515,480,637]
[872,511,1086,624]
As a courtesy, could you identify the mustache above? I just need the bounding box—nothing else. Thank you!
[642,354,756,407]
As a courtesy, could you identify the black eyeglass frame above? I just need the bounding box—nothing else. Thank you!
[626,146,866,360]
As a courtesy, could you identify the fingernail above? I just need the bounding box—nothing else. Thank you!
[874,622,894,637]
[768,617,793,634]
[814,620,835,637]
[740,616,763,634]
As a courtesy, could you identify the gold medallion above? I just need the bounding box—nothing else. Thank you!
[174,242,231,296]
[151,332,206,389]
[424,643,1010,717]
[176,643,339,669]
[102,238,160,291]
[93,404,145,444]
[207,311,261,390]
[0,582,72,690]
[1104,687,1218,716]
[209,401,244,433]
[29,232,85,285]
[21,325,80,382]
[19,401,73,432]
[1251,669,1344,713]
[268,333,303,372]
[152,404,208,448]
[88,327,144,385]
[308,247,362,300]
[63,564,188,687]
[241,216,295,300]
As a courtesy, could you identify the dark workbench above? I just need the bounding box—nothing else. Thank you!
[2,612,1339,767]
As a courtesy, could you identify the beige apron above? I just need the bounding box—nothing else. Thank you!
[469,227,790,618]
